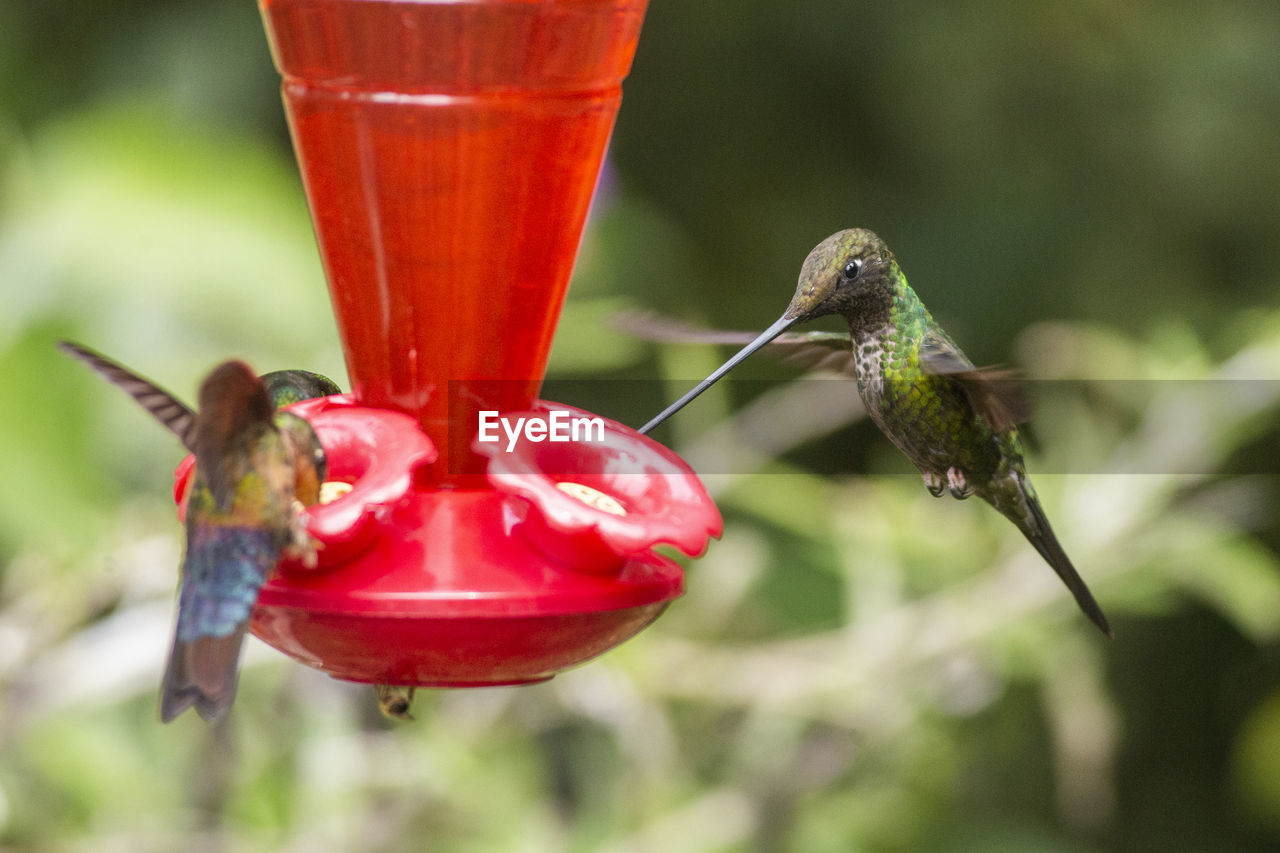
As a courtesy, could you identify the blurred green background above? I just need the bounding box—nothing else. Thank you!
[4,1,1280,851]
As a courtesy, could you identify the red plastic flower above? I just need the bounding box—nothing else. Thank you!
[476,403,723,573]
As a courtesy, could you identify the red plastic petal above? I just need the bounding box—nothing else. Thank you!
[477,403,723,573]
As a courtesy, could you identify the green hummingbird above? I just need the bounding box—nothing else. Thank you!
[59,342,336,721]
[637,228,1111,636]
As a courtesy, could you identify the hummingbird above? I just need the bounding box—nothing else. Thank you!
[636,228,1111,636]
[59,342,335,721]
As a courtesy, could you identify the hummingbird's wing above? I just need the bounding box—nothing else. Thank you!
[58,340,198,452]
[614,311,855,374]
[918,333,1029,433]
[194,362,276,511]
[754,331,854,374]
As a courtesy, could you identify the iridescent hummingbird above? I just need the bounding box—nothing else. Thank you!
[59,342,337,721]
[636,228,1111,636]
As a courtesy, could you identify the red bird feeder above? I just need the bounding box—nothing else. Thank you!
[189,0,722,687]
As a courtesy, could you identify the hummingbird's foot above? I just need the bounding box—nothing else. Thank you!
[923,471,947,497]
[946,467,974,499]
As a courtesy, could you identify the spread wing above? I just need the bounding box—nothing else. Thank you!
[59,340,198,452]
[614,310,854,374]
[919,332,1029,433]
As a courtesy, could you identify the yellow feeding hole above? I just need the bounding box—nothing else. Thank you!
[555,481,627,516]
[320,481,354,505]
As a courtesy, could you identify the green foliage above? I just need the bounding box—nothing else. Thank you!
[3,2,1280,852]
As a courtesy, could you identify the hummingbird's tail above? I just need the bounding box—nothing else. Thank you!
[1017,496,1112,638]
[160,627,247,723]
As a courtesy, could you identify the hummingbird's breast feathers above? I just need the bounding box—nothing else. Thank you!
[274,411,327,508]
[183,419,312,534]
[846,284,1012,482]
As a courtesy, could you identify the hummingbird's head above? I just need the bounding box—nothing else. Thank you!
[785,228,894,322]
[261,369,343,409]
[635,228,895,434]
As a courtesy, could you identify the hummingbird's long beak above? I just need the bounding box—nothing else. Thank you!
[639,314,799,434]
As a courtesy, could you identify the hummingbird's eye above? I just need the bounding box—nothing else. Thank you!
[842,259,863,280]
